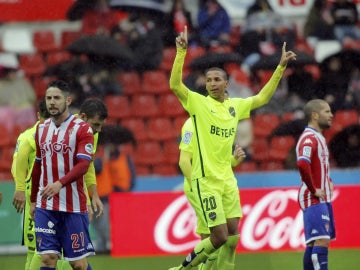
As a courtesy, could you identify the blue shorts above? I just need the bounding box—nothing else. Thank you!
[303,203,336,245]
[34,208,95,261]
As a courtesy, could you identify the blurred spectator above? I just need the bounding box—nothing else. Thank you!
[315,56,351,111]
[285,66,315,112]
[184,69,207,96]
[163,0,197,46]
[246,0,273,17]
[113,12,164,72]
[94,125,137,253]
[77,65,122,101]
[303,0,335,40]
[330,0,360,43]
[197,0,231,47]
[67,0,127,36]
[0,53,36,130]
[346,67,360,109]
[238,0,296,69]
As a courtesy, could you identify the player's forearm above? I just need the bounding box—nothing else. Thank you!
[30,161,41,203]
[231,156,244,167]
[84,161,97,187]
[169,48,188,102]
[87,184,99,198]
[297,159,316,193]
[252,65,286,109]
[59,159,91,187]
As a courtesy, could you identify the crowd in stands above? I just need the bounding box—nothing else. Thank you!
[0,0,360,180]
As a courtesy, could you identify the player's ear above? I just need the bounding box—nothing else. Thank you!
[79,113,87,121]
[66,95,72,107]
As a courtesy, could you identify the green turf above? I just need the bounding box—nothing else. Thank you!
[1,249,359,269]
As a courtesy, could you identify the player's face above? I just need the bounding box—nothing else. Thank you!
[317,103,333,130]
[84,115,106,134]
[205,70,228,102]
[45,87,70,117]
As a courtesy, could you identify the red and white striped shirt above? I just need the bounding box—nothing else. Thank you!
[296,127,332,210]
[34,115,94,213]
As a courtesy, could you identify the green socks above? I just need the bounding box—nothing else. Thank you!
[25,249,35,270]
[216,234,239,270]
[181,237,217,269]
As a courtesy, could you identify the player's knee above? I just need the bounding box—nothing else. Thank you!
[41,253,58,267]
[69,259,88,270]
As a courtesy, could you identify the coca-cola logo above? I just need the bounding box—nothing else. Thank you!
[241,189,304,250]
[154,189,339,253]
[154,195,200,253]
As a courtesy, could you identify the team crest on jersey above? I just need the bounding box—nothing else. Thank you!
[303,146,312,158]
[183,131,193,145]
[87,126,93,134]
[85,143,93,154]
[209,211,216,221]
[229,106,235,117]
[27,233,34,242]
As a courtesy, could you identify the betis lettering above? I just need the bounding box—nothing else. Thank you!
[210,125,235,137]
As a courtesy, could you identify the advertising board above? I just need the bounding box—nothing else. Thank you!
[110,185,360,256]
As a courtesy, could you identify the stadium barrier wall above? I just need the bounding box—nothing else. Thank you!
[0,169,359,254]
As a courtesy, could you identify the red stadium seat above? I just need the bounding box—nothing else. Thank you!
[105,95,131,121]
[268,136,296,161]
[46,51,71,66]
[153,164,179,176]
[147,117,177,141]
[121,118,148,142]
[259,161,285,171]
[159,47,177,72]
[252,113,280,138]
[250,138,270,162]
[0,146,15,171]
[60,30,82,49]
[32,76,55,99]
[332,109,359,128]
[233,160,257,173]
[162,139,181,165]
[0,127,12,147]
[141,70,170,95]
[131,94,159,118]
[117,71,142,96]
[133,141,164,166]
[184,46,207,68]
[324,109,359,143]
[19,53,46,77]
[228,67,250,86]
[33,30,59,53]
[134,164,151,176]
[158,93,186,117]
[173,115,189,135]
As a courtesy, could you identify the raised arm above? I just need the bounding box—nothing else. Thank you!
[169,26,190,104]
[251,42,297,110]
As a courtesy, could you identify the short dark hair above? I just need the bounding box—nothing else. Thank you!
[38,100,50,119]
[79,98,108,120]
[304,99,326,123]
[47,80,71,94]
[205,67,228,80]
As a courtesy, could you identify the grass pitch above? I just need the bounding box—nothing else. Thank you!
[1,249,359,269]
